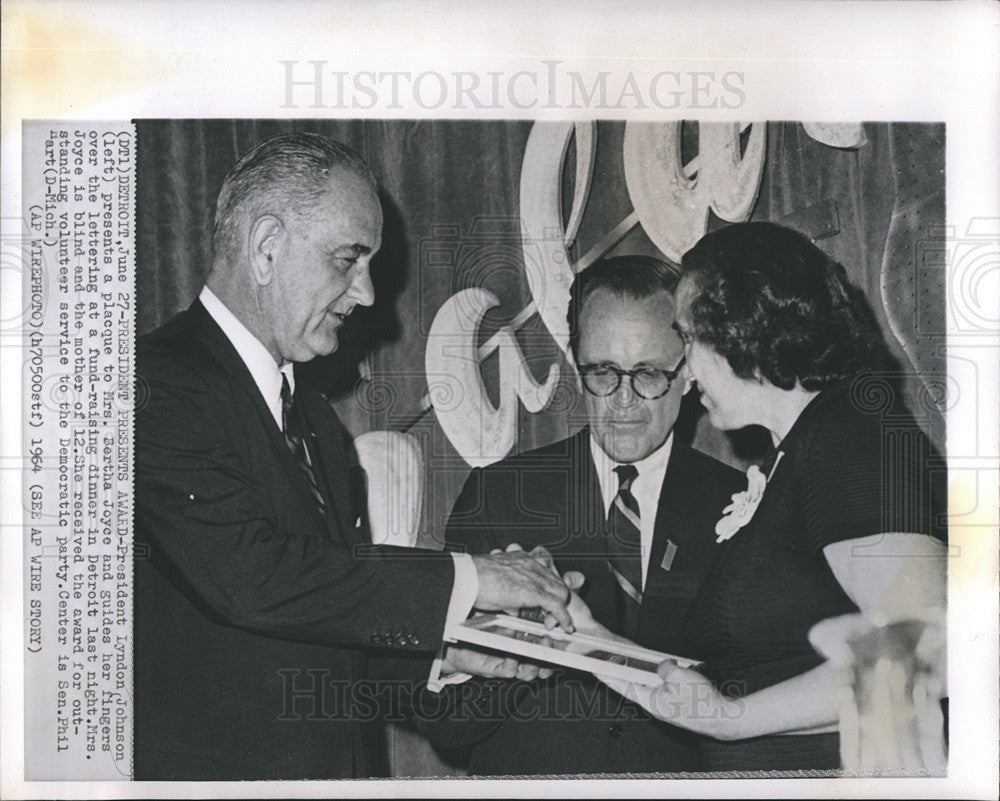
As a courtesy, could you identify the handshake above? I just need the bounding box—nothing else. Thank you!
[444,544,600,681]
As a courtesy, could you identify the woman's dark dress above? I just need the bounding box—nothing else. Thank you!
[682,377,946,771]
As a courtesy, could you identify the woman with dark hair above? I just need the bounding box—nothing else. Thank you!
[585,222,947,771]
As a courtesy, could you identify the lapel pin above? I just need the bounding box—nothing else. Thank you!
[660,540,678,572]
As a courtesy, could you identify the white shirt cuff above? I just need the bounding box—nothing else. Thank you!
[426,552,478,692]
[446,551,478,624]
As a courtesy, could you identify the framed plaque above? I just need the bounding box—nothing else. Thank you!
[444,614,700,686]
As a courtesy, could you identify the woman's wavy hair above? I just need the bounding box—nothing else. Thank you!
[680,222,894,391]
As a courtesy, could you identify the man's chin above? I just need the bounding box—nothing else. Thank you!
[706,407,734,431]
[295,336,339,363]
[597,434,649,464]
[315,340,339,359]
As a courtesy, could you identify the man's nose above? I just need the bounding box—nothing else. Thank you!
[611,376,639,407]
[349,263,375,307]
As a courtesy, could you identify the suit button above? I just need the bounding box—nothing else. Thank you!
[407,634,420,646]
[607,723,624,738]
[395,633,408,646]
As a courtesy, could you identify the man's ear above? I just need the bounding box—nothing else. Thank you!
[248,214,284,287]
[570,358,583,394]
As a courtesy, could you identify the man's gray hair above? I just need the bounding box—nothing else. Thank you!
[212,132,377,254]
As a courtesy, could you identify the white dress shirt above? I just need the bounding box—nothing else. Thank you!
[198,286,477,648]
[590,431,674,590]
[200,286,294,428]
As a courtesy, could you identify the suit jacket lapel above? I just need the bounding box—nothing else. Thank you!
[636,441,709,649]
[568,427,608,559]
[647,441,699,587]
[561,428,624,630]
[186,300,330,538]
[297,382,355,544]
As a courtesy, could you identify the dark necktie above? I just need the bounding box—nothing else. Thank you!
[606,463,642,635]
[281,374,327,518]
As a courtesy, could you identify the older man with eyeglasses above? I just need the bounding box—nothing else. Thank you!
[415,254,745,776]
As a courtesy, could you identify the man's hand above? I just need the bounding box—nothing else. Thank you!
[441,645,553,682]
[471,547,574,632]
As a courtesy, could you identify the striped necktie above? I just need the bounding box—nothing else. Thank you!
[281,374,327,518]
[606,463,642,634]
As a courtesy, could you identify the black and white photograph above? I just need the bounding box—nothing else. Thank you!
[126,116,951,780]
[2,2,998,799]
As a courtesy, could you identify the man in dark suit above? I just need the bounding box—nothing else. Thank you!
[133,133,575,780]
[416,255,744,775]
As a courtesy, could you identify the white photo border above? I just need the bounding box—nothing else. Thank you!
[2,1,998,798]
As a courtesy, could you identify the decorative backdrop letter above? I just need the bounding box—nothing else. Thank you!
[519,121,596,356]
[425,288,560,467]
[623,121,765,262]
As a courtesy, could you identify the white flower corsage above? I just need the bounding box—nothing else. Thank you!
[715,452,784,543]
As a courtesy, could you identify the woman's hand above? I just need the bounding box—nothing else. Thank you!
[564,589,607,637]
[597,661,746,740]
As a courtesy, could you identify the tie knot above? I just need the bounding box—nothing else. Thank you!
[614,464,638,492]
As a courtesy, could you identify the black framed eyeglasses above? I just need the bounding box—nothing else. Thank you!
[577,356,686,400]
